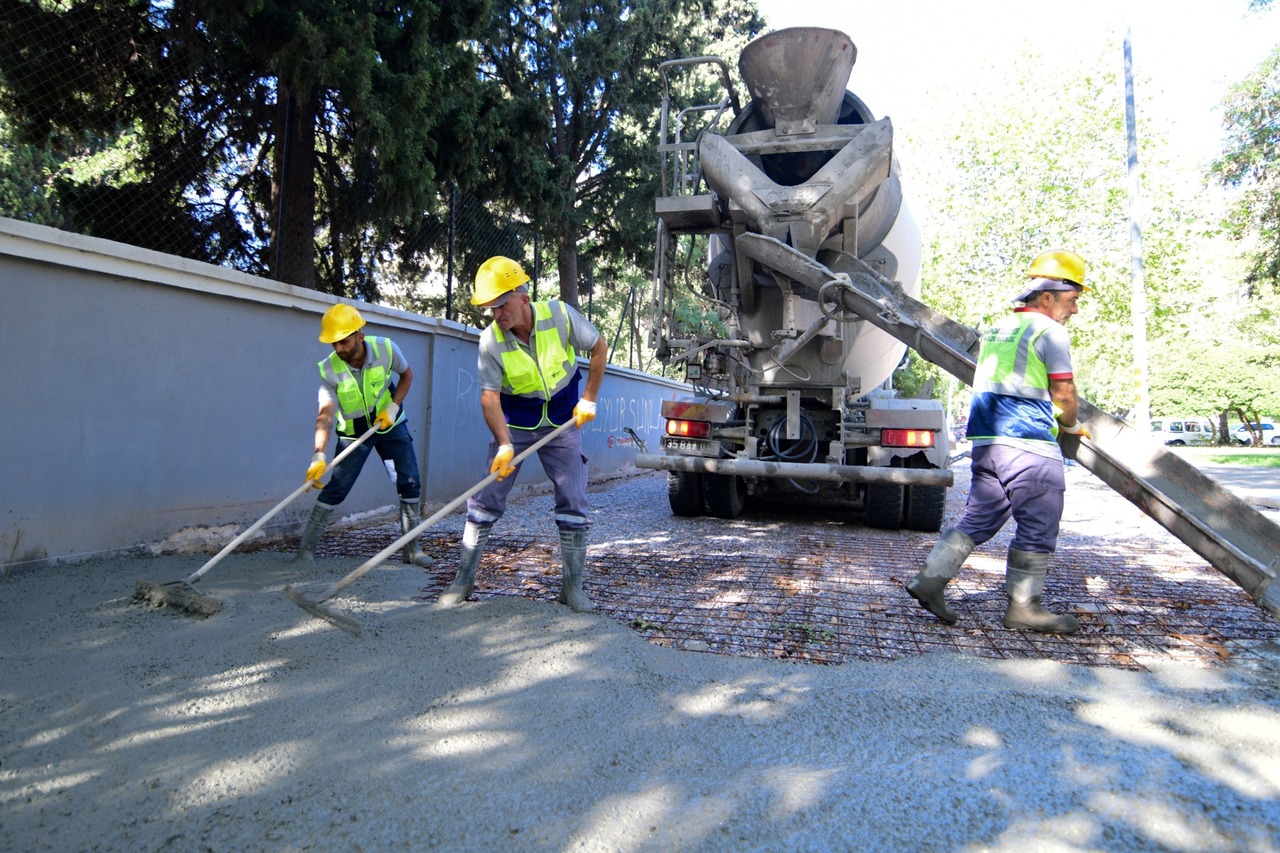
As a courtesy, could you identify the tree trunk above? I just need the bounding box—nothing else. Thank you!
[556,231,580,308]
[270,85,318,290]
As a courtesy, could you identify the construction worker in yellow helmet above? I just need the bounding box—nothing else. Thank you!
[907,249,1092,635]
[437,256,608,612]
[292,303,435,569]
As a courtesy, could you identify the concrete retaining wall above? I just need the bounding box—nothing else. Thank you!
[0,218,683,571]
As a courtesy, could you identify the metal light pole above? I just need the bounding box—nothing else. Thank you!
[1124,24,1151,429]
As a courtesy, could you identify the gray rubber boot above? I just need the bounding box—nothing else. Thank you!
[557,528,593,613]
[399,501,435,567]
[1003,548,1079,634]
[436,522,490,607]
[905,527,975,625]
[291,503,334,565]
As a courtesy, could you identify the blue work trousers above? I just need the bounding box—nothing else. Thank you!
[467,422,590,530]
[317,420,422,507]
[954,443,1065,553]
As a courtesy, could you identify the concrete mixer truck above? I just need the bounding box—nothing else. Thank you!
[635,27,953,531]
[634,27,1280,616]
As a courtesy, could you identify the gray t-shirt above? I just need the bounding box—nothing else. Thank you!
[317,337,410,407]
[477,301,600,392]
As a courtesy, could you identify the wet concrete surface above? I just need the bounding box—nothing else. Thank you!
[255,463,1280,673]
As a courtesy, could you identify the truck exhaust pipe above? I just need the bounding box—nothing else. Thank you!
[635,453,953,487]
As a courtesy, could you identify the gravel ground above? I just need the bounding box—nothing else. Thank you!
[3,465,1280,851]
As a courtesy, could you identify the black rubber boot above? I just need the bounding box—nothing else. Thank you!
[399,501,435,567]
[1003,548,1079,634]
[557,528,593,613]
[291,503,334,565]
[905,528,975,625]
[436,522,490,607]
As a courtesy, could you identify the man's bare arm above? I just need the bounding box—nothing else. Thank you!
[1049,378,1080,428]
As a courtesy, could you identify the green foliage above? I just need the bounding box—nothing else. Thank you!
[0,0,766,315]
[1180,447,1280,467]
[672,301,728,340]
[0,110,61,225]
[474,0,764,307]
[1149,331,1280,433]
[0,0,491,295]
[907,40,1228,415]
[379,191,540,328]
[1210,45,1280,298]
[580,268,656,370]
[892,349,942,401]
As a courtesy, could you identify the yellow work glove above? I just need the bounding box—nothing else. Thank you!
[306,452,327,488]
[374,401,399,431]
[573,398,596,429]
[490,444,516,481]
[1058,420,1092,440]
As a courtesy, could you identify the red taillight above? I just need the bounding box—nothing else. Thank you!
[666,418,712,439]
[881,428,935,448]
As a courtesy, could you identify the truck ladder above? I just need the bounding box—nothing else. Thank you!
[737,232,1280,617]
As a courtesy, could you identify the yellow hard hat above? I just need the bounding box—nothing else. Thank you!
[472,256,530,306]
[1025,250,1091,291]
[319,303,366,343]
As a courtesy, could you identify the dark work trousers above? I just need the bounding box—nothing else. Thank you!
[316,420,422,507]
[466,421,589,531]
[953,443,1065,553]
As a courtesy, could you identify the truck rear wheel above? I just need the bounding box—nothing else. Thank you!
[865,482,904,529]
[904,484,946,532]
[668,471,705,517]
[705,473,747,518]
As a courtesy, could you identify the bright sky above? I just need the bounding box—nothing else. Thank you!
[752,0,1279,165]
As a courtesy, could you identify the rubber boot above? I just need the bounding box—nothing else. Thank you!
[291,503,334,565]
[1003,548,1079,634]
[399,501,435,567]
[905,528,975,625]
[557,528,593,613]
[436,522,490,607]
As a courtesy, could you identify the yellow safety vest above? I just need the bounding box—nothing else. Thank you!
[494,301,579,429]
[968,312,1059,445]
[972,314,1052,401]
[318,336,400,436]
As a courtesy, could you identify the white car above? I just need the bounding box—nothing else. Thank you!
[1232,423,1279,446]
[1150,417,1214,446]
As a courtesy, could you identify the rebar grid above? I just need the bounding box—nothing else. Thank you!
[289,519,1276,672]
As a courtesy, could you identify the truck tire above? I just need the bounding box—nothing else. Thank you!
[668,471,705,517]
[865,482,904,530]
[903,484,946,532]
[705,473,747,518]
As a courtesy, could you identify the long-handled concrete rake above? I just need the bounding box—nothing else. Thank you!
[285,419,576,635]
[134,425,380,616]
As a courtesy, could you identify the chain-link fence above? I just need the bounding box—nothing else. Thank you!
[0,2,664,372]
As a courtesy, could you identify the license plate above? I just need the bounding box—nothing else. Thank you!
[662,437,714,454]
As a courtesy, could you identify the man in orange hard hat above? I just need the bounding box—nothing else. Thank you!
[906,249,1092,634]
[436,256,607,612]
[292,303,434,568]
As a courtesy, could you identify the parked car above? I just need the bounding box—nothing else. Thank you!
[1232,422,1279,446]
[1150,417,1215,446]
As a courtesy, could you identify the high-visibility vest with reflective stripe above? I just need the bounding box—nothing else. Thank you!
[318,336,400,436]
[966,313,1060,447]
[495,301,580,429]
